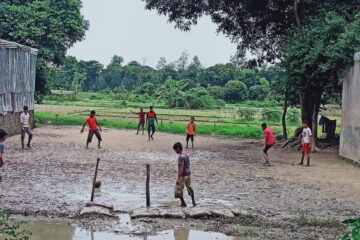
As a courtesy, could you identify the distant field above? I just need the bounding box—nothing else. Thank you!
[35,92,341,139]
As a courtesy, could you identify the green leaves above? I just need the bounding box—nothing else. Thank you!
[0,212,30,240]
[341,217,360,240]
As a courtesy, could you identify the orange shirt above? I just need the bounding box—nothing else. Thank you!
[86,116,98,130]
[186,122,196,135]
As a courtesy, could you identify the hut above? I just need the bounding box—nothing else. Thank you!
[0,39,38,136]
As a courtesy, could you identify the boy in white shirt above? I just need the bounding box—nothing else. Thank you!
[299,121,312,166]
[20,106,33,149]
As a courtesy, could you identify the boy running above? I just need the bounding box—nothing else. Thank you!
[299,121,312,166]
[0,129,7,182]
[20,106,33,149]
[146,106,158,141]
[261,123,276,165]
[81,110,103,149]
[186,117,196,149]
[173,142,196,207]
[131,108,146,135]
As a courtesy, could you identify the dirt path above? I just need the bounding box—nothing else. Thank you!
[0,126,359,239]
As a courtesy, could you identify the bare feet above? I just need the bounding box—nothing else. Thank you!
[180,203,187,207]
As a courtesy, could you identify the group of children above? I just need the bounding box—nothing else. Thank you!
[261,121,313,166]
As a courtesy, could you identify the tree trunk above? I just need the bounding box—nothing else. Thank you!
[282,91,288,140]
[293,0,300,26]
[311,88,321,152]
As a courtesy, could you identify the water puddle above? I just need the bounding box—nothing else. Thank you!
[1,220,251,240]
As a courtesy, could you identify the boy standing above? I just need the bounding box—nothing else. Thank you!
[0,129,8,182]
[299,121,312,166]
[81,110,103,149]
[146,106,158,141]
[261,123,276,165]
[131,108,146,135]
[173,142,196,207]
[186,117,196,149]
[20,106,33,149]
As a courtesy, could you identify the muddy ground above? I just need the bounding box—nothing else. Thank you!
[0,126,359,239]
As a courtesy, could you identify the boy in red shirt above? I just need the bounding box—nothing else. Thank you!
[81,110,103,149]
[131,108,146,135]
[261,123,276,165]
[186,116,196,149]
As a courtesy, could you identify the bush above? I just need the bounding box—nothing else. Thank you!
[208,86,224,99]
[287,108,300,123]
[237,107,257,119]
[224,80,248,102]
[261,109,281,122]
[0,212,31,240]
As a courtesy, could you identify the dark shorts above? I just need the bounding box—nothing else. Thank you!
[138,121,145,128]
[263,144,273,154]
[21,127,33,137]
[148,124,155,133]
[87,129,102,143]
[186,134,194,142]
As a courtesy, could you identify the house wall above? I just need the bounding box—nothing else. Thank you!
[0,111,34,136]
[340,52,360,163]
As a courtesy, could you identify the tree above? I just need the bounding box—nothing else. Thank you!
[208,86,224,100]
[156,57,167,70]
[110,55,124,67]
[0,0,88,97]
[175,50,189,72]
[284,11,360,147]
[224,80,248,102]
[79,60,104,91]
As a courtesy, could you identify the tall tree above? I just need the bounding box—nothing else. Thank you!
[0,0,88,98]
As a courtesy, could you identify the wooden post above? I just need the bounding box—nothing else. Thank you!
[146,164,150,207]
[213,123,216,131]
[161,118,163,127]
[90,158,100,202]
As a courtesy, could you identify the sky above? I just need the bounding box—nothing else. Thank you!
[67,0,237,68]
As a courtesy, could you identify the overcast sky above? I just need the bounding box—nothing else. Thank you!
[67,0,237,68]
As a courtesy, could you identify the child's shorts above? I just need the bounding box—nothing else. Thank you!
[186,134,194,142]
[174,176,192,198]
[302,143,311,155]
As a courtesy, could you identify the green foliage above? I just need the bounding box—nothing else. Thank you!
[261,109,281,122]
[0,0,88,97]
[341,217,360,240]
[287,108,301,124]
[0,212,30,240]
[208,86,225,100]
[237,107,257,120]
[225,80,248,102]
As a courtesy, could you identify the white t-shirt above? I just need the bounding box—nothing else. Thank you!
[302,127,312,144]
[20,112,30,128]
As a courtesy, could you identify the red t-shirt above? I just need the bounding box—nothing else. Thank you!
[186,122,196,135]
[147,111,156,118]
[264,127,275,145]
[138,112,146,122]
[86,116,98,130]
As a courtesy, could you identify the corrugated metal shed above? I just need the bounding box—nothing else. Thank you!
[0,39,38,114]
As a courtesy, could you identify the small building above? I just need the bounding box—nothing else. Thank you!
[340,52,360,163]
[0,39,38,136]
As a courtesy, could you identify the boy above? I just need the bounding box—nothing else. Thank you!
[146,106,158,141]
[173,142,196,207]
[261,123,276,165]
[186,117,196,149]
[20,106,33,149]
[81,110,103,149]
[0,129,7,182]
[299,121,312,166]
[131,108,146,135]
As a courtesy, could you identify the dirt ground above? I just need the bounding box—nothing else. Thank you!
[1,126,359,239]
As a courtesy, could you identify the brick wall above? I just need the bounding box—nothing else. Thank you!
[0,110,34,136]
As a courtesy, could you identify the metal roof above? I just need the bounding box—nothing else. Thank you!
[0,39,38,55]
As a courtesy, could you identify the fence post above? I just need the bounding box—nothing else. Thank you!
[161,118,163,127]
[146,164,150,207]
[90,158,100,202]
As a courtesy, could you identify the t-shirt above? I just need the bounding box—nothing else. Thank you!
[186,122,196,135]
[302,127,312,144]
[0,143,4,156]
[86,116,98,130]
[264,127,275,145]
[138,112,146,123]
[147,111,156,125]
[20,112,30,128]
[178,153,191,177]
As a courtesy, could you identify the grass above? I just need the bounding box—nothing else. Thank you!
[35,111,278,139]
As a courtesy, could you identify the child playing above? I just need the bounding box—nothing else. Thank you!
[173,142,196,207]
[81,110,103,149]
[146,106,158,141]
[261,123,276,165]
[0,129,8,182]
[299,121,312,166]
[131,108,146,135]
[20,106,33,149]
[186,117,196,149]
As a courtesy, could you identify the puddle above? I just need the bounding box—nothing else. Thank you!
[0,220,251,240]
